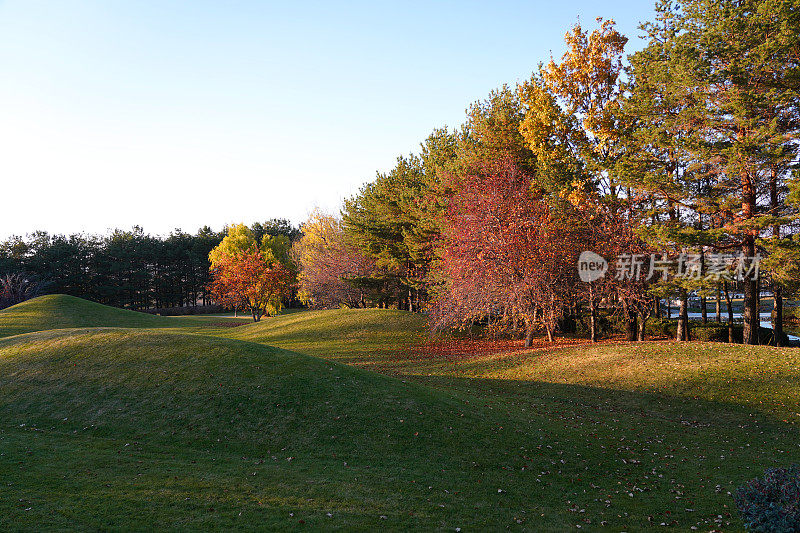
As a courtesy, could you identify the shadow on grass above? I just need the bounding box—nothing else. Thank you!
[406,373,800,434]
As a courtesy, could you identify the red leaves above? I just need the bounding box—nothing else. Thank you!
[208,250,292,321]
[430,158,585,340]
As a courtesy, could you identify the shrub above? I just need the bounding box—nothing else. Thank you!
[571,311,616,338]
[734,465,800,532]
[142,305,224,316]
[645,318,676,338]
[643,319,788,345]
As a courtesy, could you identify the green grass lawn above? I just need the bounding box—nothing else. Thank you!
[1,296,799,530]
[226,307,428,364]
[0,295,249,338]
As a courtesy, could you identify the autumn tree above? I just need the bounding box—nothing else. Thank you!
[522,18,628,202]
[209,250,291,321]
[293,211,375,308]
[431,158,588,345]
[519,19,654,340]
[208,223,295,319]
[208,224,259,268]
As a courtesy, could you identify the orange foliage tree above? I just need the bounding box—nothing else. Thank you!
[209,250,292,322]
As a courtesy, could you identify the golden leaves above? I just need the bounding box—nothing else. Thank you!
[540,18,627,149]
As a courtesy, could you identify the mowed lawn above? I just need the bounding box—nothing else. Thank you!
[0,294,250,338]
[1,296,799,531]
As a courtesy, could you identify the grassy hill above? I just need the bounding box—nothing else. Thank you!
[2,297,800,530]
[226,307,428,363]
[0,327,605,530]
[218,308,800,530]
[0,295,247,338]
[224,310,800,417]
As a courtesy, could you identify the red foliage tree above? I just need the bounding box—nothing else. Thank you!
[581,207,654,341]
[431,159,587,344]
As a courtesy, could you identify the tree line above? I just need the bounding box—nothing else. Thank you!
[293,0,800,346]
[0,220,300,311]
[1,0,796,345]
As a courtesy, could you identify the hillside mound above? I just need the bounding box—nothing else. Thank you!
[0,295,240,337]
[225,308,427,363]
[0,328,543,529]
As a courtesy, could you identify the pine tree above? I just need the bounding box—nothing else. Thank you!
[624,0,800,344]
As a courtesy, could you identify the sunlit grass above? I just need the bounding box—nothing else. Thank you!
[0,295,249,338]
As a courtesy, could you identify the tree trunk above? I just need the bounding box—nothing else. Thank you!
[544,312,554,343]
[701,296,708,324]
[676,288,690,341]
[770,165,783,348]
[700,251,707,324]
[589,287,597,343]
[724,281,735,343]
[773,286,783,347]
[637,310,647,341]
[524,318,535,348]
[623,299,637,341]
[741,166,759,345]
[715,284,721,323]
[742,268,758,345]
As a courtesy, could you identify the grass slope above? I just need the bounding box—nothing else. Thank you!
[0,295,247,338]
[226,308,427,364]
[2,300,800,530]
[219,308,800,531]
[0,328,597,530]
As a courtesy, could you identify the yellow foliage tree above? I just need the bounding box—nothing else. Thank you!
[208,224,259,268]
[520,18,628,200]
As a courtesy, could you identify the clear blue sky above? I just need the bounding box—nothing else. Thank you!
[0,0,656,238]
